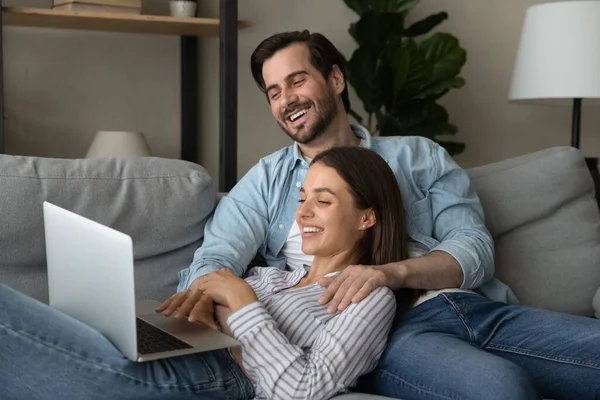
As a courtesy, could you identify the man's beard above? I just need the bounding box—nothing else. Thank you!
[277,93,337,145]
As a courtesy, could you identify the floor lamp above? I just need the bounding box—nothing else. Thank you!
[509,1,600,205]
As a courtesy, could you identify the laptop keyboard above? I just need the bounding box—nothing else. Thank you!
[136,318,193,355]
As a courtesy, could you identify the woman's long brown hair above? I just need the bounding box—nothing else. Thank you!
[312,146,425,314]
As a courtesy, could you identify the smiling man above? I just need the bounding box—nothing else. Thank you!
[170,30,600,400]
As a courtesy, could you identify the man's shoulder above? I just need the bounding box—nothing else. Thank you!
[247,145,295,176]
[370,135,439,160]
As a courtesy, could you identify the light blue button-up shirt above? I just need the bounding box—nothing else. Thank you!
[178,125,517,304]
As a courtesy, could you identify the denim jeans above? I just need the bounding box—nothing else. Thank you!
[0,284,255,400]
[355,292,600,400]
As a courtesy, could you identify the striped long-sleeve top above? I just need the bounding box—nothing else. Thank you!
[226,265,396,400]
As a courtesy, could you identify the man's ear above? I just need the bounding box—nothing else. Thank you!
[330,65,346,95]
[359,209,376,230]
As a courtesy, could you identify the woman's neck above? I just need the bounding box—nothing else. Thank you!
[295,251,355,288]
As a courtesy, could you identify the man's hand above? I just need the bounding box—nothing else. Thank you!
[318,264,401,314]
[155,284,218,330]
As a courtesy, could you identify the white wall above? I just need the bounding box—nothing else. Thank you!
[5,0,599,188]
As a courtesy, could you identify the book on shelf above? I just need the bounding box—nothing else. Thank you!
[52,0,142,15]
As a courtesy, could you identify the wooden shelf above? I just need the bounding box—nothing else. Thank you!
[1,7,250,36]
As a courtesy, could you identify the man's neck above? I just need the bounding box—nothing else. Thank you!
[298,120,359,160]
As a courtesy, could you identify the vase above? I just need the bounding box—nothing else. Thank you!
[169,1,197,18]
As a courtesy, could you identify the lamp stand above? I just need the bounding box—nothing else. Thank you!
[572,98,600,207]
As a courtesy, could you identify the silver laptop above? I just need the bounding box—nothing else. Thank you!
[43,201,240,362]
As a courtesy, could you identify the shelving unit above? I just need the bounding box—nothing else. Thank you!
[0,2,247,191]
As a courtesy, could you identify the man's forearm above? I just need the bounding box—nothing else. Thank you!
[383,250,464,290]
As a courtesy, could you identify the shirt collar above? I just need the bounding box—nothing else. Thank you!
[290,124,372,170]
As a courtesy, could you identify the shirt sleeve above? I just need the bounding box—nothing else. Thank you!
[420,139,495,289]
[227,287,396,400]
[177,160,271,291]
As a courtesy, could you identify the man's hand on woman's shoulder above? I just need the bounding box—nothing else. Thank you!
[318,263,404,314]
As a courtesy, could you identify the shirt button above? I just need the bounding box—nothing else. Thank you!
[279,224,284,229]
[295,182,301,187]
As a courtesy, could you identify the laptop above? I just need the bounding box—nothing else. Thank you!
[42,201,240,362]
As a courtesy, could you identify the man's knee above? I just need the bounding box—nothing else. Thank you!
[462,361,538,400]
[360,356,538,400]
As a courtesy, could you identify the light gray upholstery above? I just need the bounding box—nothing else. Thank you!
[0,155,216,303]
[467,146,600,316]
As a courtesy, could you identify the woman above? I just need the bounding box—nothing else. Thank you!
[1,146,417,400]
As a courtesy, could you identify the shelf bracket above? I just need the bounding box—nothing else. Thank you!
[180,35,198,163]
[0,0,5,154]
[219,0,238,192]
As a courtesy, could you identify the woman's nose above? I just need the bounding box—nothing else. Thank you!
[296,200,313,219]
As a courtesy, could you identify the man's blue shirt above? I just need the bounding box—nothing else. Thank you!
[178,125,517,304]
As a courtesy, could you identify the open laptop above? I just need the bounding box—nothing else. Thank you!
[42,201,240,362]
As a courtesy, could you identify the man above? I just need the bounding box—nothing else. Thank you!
[161,31,600,400]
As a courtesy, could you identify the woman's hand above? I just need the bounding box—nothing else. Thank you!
[155,288,218,330]
[196,268,258,311]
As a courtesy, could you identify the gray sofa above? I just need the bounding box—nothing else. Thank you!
[1,145,599,400]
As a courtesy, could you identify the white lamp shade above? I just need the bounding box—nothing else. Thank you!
[86,131,152,158]
[509,1,600,105]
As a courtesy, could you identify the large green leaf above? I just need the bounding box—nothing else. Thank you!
[377,39,410,110]
[396,39,433,101]
[343,0,375,15]
[349,11,405,49]
[343,0,419,15]
[415,77,465,99]
[405,12,448,37]
[346,46,382,114]
[386,0,420,14]
[419,33,467,82]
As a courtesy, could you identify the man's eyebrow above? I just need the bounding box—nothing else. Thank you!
[265,70,309,93]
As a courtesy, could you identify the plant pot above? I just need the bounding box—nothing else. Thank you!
[169,0,197,18]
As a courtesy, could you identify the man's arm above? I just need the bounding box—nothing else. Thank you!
[383,250,463,289]
[319,138,494,311]
[177,160,272,292]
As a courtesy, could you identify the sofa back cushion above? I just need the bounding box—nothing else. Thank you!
[0,155,216,303]
[467,147,600,316]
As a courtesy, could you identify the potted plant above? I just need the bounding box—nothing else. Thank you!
[343,0,467,155]
[169,0,197,18]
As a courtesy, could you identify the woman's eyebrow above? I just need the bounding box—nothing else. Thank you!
[299,187,337,196]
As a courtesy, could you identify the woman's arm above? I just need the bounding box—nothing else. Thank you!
[214,305,251,380]
[227,287,396,400]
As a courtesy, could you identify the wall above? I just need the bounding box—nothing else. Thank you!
[4,0,599,188]
[4,0,180,159]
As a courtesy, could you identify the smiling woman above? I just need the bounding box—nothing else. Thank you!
[155,146,420,400]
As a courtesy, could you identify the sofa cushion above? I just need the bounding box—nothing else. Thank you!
[467,147,600,316]
[0,155,216,303]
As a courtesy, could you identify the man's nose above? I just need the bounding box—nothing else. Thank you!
[280,88,299,110]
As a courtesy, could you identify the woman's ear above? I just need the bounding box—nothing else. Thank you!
[359,209,376,230]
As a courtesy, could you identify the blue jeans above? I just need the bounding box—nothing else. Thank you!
[0,284,254,400]
[355,292,600,400]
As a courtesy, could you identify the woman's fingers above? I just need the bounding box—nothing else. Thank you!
[157,291,188,316]
[189,296,218,329]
